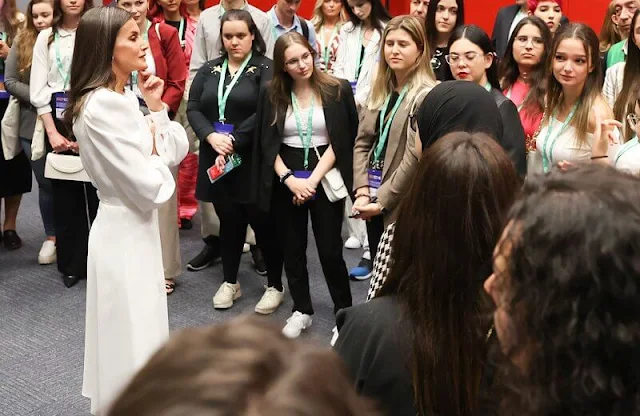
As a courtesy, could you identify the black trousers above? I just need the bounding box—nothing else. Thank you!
[215,196,283,288]
[273,145,352,315]
[46,94,99,277]
[366,214,385,262]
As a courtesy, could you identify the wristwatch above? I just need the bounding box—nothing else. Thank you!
[279,170,294,184]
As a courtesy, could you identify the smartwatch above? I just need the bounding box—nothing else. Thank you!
[279,170,294,184]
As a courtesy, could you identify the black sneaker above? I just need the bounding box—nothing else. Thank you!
[250,245,267,276]
[187,244,220,271]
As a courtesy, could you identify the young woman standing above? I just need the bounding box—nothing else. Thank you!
[254,32,358,338]
[311,0,344,74]
[4,0,54,260]
[448,25,527,175]
[425,0,464,81]
[351,16,437,272]
[187,10,279,312]
[0,0,30,251]
[534,23,617,173]
[499,16,552,154]
[30,0,95,288]
[68,7,188,413]
[528,0,564,34]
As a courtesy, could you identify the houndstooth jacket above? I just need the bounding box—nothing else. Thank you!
[366,223,396,301]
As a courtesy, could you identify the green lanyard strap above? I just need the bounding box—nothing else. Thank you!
[54,31,71,90]
[541,103,578,172]
[615,136,639,166]
[374,86,408,163]
[321,25,338,72]
[291,92,315,170]
[217,52,253,122]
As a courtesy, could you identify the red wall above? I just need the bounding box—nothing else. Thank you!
[201,0,610,36]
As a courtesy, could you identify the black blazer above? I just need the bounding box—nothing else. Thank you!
[252,78,358,213]
[490,88,527,176]
[492,4,569,58]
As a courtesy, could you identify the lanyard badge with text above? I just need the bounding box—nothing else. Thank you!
[368,86,408,198]
[53,31,71,120]
[291,91,316,200]
[207,54,252,183]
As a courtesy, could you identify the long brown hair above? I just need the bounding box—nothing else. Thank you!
[378,132,520,416]
[613,11,640,141]
[64,7,132,127]
[17,0,54,75]
[599,0,621,53]
[544,23,603,146]
[49,0,93,44]
[0,0,22,46]
[269,32,342,124]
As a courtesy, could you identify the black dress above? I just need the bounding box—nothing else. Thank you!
[431,46,454,82]
[0,86,32,198]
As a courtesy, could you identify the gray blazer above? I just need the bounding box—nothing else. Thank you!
[5,34,36,141]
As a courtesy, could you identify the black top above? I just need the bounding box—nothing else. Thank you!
[187,54,273,204]
[334,296,417,416]
[432,46,453,82]
[369,91,399,171]
[252,79,358,213]
[165,19,186,41]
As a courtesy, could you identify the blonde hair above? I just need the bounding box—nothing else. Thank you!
[368,15,437,111]
[311,0,345,32]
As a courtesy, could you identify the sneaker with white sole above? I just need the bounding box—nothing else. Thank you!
[282,311,312,338]
[254,286,285,315]
[212,282,241,309]
[344,236,361,249]
[38,240,57,265]
[349,257,373,281]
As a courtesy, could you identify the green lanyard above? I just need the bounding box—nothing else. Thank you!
[291,92,315,170]
[483,82,492,92]
[355,28,366,80]
[178,18,185,40]
[374,85,408,163]
[217,52,253,122]
[1,32,6,43]
[541,103,578,172]
[505,87,525,111]
[615,136,639,166]
[321,25,338,72]
[54,31,71,90]
[131,21,151,89]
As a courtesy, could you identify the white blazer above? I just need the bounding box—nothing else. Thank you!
[333,21,385,107]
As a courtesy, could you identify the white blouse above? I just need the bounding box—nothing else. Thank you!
[614,136,640,174]
[282,106,329,148]
[73,88,189,213]
[30,27,75,116]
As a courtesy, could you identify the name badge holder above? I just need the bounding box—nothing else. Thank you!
[367,166,382,199]
[54,92,68,121]
[206,122,242,183]
[350,81,357,96]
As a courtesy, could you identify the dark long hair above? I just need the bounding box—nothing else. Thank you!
[147,0,187,23]
[448,25,500,90]
[426,0,464,55]
[614,10,640,141]
[494,164,640,416]
[65,7,132,127]
[49,0,93,44]
[269,32,342,124]
[378,132,520,416]
[340,0,390,34]
[499,16,551,114]
[218,9,266,56]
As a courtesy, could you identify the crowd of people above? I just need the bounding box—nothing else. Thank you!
[2,0,640,414]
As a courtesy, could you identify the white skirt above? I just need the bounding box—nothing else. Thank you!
[82,198,169,415]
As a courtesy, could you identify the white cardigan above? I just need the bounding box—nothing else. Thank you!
[333,21,385,107]
[603,61,624,109]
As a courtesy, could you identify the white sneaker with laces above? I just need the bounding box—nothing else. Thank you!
[282,311,312,339]
[38,240,57,265]
[212,282,241,309]
[255,286,285,315]
[344,236,361,249]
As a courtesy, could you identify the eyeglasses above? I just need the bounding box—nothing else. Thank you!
[285,51,313,68]
[445,51,484,66]
[627,113,639,130]
[514,36,544,48]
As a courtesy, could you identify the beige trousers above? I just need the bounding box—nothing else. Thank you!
[158,166,182,280]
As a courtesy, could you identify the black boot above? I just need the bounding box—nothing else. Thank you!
[186,235,221,271]
[250,245,267,276]
[63,275,80,288]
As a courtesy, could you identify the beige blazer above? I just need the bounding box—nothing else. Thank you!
[353,87,431,225]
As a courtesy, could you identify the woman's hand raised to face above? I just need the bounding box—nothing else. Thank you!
[137,70,165,112]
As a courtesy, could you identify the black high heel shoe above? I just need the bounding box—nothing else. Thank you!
[62,275,80,288]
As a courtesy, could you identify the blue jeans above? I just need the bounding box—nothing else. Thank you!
[20,137,55,237]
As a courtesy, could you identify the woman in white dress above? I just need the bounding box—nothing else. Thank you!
[66,7,188,414]
[533,23,617,174]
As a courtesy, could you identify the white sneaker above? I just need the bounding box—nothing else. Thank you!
[38,240,57,265]
[242,243,250,253]
[282,311,312,339]
[255,286,285,315]
[212,282,241,309]
[344,236,361,249]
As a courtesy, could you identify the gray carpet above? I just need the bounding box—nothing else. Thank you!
[0,180,369,415]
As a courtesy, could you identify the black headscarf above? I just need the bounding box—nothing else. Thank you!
[417,81,503,151]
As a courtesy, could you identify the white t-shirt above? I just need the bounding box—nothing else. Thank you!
[614,136,640,174]
[282,106,330,148]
